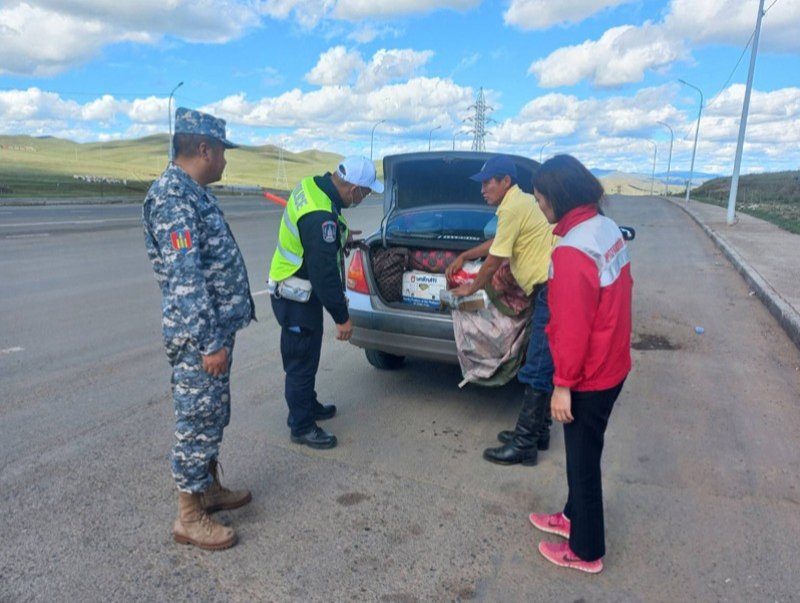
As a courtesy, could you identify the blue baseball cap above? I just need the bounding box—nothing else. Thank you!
[174,107,238,148]
[469,155,518,182]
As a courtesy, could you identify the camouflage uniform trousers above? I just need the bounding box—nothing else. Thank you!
[166,333,235,493]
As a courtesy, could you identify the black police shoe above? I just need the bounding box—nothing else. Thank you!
[286,403,337,427]
[314,403,337,421]
[290,425,338,449]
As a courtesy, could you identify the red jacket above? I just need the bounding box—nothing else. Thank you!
[546,205,632,391]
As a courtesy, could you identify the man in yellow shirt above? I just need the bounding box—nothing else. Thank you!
[447,155,557,466]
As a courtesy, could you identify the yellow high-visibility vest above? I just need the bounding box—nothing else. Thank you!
[269,177,349,282]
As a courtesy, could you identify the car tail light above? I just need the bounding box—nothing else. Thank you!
[347,249,370,294]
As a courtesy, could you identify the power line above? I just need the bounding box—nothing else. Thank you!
[679,0,780,140]
[703,0,779,113]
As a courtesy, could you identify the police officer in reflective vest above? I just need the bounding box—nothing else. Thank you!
[269,156,383,449]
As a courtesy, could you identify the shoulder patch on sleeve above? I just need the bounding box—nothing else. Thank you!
[321,220,337,244]
[170,228,193,252]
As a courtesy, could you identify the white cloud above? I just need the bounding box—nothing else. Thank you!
[206,75,473,134]
[356,48,434,90]
[526,0,800,88]
[346,23,398,44]
[0,3,144,76]
[333,0,479,20]
[0,88,80,121]
[304,46,434,89]
[451,52,481,77]
[126,97,168,124]
[492,86,682,149]
[0,88,167,135]
[305,46,366,86]
[259,0,478,28]
[665,0,800,52]
[36,0,255,39]
[529,23,687,87]
[80,95,125,123]
[505,0,635,30]
[1,80,798,174]
[699,85,800,148]
[484,83,800,173]
[0,0,258,76]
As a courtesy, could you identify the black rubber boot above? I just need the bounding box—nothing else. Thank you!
[497,391,552,450]
[484,387,548,466]
[537,398,553,450]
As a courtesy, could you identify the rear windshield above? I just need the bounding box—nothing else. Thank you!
[393,156,536,210]
[386,208,497,243]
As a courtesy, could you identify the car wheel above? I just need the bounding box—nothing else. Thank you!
[364,349,406,370]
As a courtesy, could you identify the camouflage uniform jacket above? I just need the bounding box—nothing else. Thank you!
[143,164,255,355]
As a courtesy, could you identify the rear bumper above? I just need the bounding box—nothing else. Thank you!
[346,290,459,365]
[350,325,458,364]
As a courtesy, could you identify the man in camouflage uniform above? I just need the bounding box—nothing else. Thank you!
[143,107,255,551]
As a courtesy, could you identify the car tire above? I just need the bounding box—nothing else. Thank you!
[364,349,406,370]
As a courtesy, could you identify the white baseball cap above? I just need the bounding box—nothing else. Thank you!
[336,156,384,194]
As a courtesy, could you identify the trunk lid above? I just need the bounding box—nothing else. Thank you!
[379,151,540,245]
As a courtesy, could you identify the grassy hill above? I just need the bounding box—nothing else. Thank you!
[2,135,798,233]
[599,171,685,196]
[692,171,800,233]
[0,135,350,198]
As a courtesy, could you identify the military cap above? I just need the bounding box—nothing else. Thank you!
[174,107,237,148]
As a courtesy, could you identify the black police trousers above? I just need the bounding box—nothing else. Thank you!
[280,324,323,437]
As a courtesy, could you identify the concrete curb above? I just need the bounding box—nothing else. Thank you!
[665,196,800,350]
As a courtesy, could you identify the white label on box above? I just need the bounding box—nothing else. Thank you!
[402,271,448,308]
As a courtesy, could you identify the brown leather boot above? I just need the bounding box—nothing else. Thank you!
[173,491,237,550]
[200,459,252,513]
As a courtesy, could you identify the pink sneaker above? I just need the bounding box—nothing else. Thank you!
[529,512,571,538]
[538,541,603,574]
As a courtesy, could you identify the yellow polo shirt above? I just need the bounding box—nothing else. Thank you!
[489,184,556,295]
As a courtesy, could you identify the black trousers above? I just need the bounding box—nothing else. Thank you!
[280,324,323,437]
[562,380,625,561]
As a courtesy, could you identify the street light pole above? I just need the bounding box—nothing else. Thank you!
[679,78,703,202]
[646,140,658,196]
[428,125,441,152]
[370,119,385,161]
[452,130,467,150]
[539,141,552,163]
[168,81,184,162]
[657,121,674,196]
[727,0,766,226]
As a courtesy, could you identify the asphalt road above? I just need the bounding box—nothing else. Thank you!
[1,195,799,602]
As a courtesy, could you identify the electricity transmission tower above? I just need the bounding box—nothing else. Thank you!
[464,87,494,151]
[275,147,288,189]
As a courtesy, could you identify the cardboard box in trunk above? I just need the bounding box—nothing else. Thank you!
[402,271,448,308]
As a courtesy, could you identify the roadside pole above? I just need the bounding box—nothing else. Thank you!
[726,0,766,226]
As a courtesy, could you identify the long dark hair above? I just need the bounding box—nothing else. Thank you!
[531,154,604,221]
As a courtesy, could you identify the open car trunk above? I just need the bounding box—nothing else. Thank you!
[363,153,540,312]
[365,241,456,312]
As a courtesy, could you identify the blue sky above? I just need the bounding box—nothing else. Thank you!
[1,0,798,176]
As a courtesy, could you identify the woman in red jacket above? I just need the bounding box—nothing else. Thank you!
[528,155,632,574]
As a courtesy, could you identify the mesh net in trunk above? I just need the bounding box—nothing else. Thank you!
[370,247,409,302]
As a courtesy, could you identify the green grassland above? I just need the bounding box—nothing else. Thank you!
[692,171,800,234]
[0,134,353,198]
[2,135,798,234]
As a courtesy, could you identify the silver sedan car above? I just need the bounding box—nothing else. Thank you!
[345,151,540,369]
